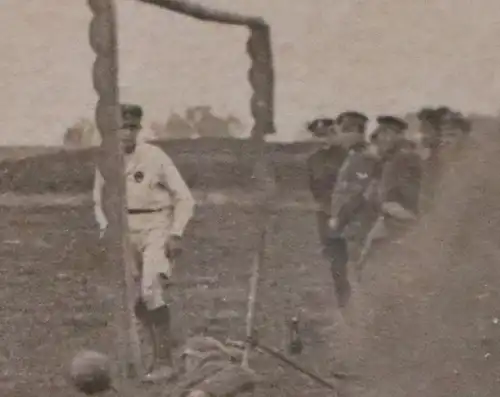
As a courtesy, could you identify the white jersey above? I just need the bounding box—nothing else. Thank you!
[93,142,195,236]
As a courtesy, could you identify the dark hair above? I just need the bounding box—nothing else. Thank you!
[120,104,143,119]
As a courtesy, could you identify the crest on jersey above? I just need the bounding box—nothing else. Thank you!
[134,171,144,183]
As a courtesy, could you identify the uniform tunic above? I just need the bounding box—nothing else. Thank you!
[329,144,380,241]
[377,141,423,215]
[306,145,348,247]
[93,142,195,310]
[358,141,423,266]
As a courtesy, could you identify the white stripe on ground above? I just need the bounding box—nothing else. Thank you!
[0,191,319,210]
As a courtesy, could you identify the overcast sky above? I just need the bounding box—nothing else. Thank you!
[2,0,500,145]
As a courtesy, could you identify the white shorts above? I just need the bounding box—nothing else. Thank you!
[128,212,172,310]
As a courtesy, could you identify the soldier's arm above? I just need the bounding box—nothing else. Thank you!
[92,168,108,235]
[379,152,422,216]
[378,157,399,203]
[158,152,196,237]
[306,153,325,202]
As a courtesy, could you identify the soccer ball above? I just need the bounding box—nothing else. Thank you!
[69,350,112,395]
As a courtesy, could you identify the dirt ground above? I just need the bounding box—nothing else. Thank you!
[1,123,500,397]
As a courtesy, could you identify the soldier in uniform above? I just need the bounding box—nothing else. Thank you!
[412,107,442,161]
[307,118,345,249]
[410,107,444,212]
[306,112,369,258]
[305,112,368,307]
[418,106,470,210]
[327,115,419,295]
[438,107,471,149]
[355,116,422,276]
[93,104,196,382]
[327,141,377,306]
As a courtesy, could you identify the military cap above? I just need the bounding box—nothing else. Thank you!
[417,107,437,121]
[417,108,442,128]
[336,111,369,125]
[120,103,143,119]
[434,106,452,119]
[376,115,408,132]
[306,118,335,136]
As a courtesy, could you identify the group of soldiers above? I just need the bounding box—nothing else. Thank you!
[306,106,471,308]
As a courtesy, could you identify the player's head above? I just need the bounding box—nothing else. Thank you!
[119,103,143,153]
[334,111,368,148]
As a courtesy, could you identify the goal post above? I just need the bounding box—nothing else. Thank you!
[139,0,276,139]
[87,0,276,382]
[88,0,145,383]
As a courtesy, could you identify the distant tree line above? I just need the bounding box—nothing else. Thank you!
[153,105,245,140]
[64,104,474,148]
[63,105,246,148]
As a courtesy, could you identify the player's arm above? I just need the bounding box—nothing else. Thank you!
[92,167,108,237]
[158,152,196,238]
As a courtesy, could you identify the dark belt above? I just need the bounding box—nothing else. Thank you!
[127,208,163,214]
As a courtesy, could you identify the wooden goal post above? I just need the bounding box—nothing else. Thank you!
[88,0,276,383]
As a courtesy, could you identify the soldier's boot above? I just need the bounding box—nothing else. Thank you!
[329,238,352,308]
[142,305,176,383]
[333,273,352,308]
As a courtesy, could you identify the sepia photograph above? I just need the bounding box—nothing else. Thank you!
[1,0,500,396]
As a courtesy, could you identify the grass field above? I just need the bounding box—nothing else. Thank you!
[1,120,500,397]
